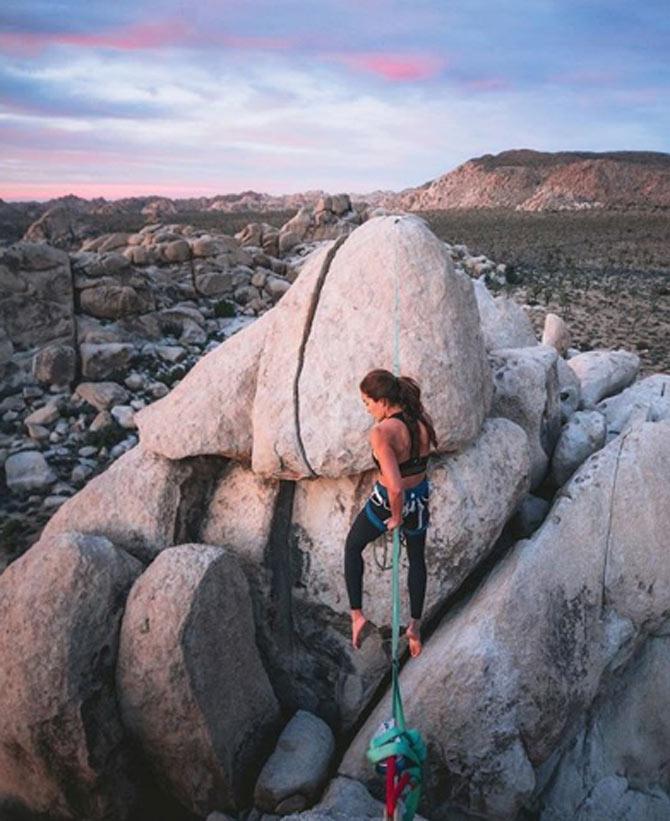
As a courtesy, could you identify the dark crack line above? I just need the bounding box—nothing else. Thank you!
[293,236,347,477]
[600,431,631,614]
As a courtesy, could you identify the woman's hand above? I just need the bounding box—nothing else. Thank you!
[386,516,402,531]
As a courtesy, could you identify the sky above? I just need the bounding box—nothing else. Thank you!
[0,0,668,201]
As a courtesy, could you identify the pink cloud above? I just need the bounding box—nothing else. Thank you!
[0,22,187,55]
[332,51,446,82]
[0,23,295,56]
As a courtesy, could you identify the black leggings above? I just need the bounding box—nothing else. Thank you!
[345,506,428,620]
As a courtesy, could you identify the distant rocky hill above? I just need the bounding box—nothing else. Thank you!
[393,149,670,212]
[5,150,670,247]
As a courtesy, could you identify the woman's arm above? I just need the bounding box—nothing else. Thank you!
[370,426,403,529]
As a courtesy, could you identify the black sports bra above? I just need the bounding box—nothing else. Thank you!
[371,412,429,477]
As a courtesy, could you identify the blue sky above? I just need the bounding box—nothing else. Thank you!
[1,0,668,200]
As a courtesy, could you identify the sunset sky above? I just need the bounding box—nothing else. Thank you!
[1,0,668,201]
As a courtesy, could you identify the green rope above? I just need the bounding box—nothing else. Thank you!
[366,218,427,821]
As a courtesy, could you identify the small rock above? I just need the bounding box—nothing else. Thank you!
[147,382,169,399]
[23,386,44,400]
[78,446,98,458]
[32,343,77,386]
[110,405,136,429]
[124,373,145,391]
[24,403,61,428]
[71,464,94,484]
[156,345,186,364]
[89,410,113,433]
[512,494,551,538]
[254,711,335,814]
[5,451,57,492]
[42,495,69,510]
[542,313,571,356]
[26,424,50,442]
[76,382,131,412]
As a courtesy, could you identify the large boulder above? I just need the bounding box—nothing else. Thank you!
[567,349,640,408]
[40,444,221,564]
[0,531,141,820]
[489,345,561,488]
[117,544,281,816]
[136,310,273,460]
[80,284,155,319]
[473,279,538,351]
[340,420,670,819]
[138,217,492,477]
[254,215,492,478]
[292,418,529,628]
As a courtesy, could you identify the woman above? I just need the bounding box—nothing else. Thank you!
[345,369,437,658]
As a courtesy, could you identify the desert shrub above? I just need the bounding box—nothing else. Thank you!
[214,299,237,318]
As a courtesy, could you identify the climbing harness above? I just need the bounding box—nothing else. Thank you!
[366,218,427,821]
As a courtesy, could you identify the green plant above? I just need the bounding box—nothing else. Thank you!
[214,299,237,318]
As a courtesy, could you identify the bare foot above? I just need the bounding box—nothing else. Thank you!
[351,610,368,649]
[406,622,422,658]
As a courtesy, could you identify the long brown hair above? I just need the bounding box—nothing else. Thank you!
[359,369,438,448]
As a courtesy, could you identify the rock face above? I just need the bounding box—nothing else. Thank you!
[40,444,222,564]
[489,345,561,488]
[536,634,670,820]
[139,216,492,478]
[292,418,529,627]
[340,420,670,819]
[567,349,640,408]
[0,531,141,820]
[117,544,280,816]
